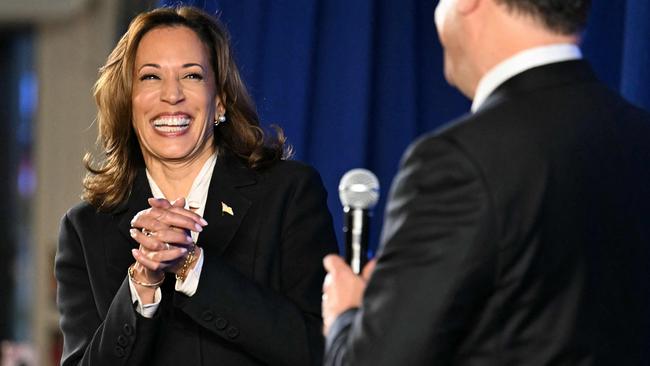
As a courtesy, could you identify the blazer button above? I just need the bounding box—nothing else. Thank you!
[122,323,133,336]
[226,326,239,339]
[114,346,125,358]
[117,335,128,347]
[215,317,228,330]
[201,310,214,322]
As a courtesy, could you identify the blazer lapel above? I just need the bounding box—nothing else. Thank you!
[196,155,256,255]
[102,169,152,296]
[114,169,153,243]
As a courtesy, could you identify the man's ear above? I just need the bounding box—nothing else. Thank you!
[457,0,480,14]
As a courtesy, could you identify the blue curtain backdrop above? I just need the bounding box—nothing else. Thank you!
[160,0,650,254]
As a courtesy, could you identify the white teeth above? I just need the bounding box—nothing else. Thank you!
[156,125,188,133]
[152,116,191,133]
[153,116,191,127]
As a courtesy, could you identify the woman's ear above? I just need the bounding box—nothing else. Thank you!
[215,93,227,116]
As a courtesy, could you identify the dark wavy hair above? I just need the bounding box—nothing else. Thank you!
[496,0,591,34]
[84,6,290,211]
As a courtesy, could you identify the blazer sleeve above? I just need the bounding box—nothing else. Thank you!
[325,136,499,365]
[55,211,159,366]
[177,166,338,365]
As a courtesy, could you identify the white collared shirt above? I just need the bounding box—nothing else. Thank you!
[130,152,217,317]
[471,44,582,112]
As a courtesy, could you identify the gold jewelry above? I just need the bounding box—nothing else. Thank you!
[176,245,197,282]
[128,263,165,288]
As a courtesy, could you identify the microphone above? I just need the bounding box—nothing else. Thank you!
[338,169,380,274]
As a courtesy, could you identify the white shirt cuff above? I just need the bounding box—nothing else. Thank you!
[129,277,162,318]
[175,248,204,296]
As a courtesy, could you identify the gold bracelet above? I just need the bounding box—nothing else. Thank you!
[175,245,197,282]
[128,263,165,288]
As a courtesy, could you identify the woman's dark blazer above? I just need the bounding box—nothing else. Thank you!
[55,155,338,366]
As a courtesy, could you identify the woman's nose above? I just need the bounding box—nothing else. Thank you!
[160,78,185,104]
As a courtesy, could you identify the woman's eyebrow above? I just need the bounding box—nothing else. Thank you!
[138,63,160,71]
[182,63,205,70]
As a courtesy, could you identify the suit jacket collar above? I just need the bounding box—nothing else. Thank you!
[197,155,255,255]
[478,60,598,112]
[113,154,256,255]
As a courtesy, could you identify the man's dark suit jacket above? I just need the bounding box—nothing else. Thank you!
[326,60,650,365]
[55,155,337,365]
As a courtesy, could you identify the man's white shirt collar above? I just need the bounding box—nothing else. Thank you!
[471,44,582,112]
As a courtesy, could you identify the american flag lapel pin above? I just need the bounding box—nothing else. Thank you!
[221,202,234,216]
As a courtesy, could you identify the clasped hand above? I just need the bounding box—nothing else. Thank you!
[129,197,208,281]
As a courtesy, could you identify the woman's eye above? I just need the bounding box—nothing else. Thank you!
[185,73,204,80]
[139,74,159,81]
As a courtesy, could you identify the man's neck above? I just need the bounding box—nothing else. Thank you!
[466,3,580,99]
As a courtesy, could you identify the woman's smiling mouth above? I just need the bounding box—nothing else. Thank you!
[152,115,192,134]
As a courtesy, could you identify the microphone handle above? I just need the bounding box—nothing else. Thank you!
[343,207,369,274]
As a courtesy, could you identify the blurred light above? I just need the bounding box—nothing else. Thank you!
[18,71,37,145]
[17,157,36,197]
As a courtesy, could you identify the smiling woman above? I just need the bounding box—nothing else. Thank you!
[84,7,285,211]
[54,6,337,366]
[131,26,220,182]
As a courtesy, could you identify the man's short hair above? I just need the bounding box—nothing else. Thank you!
[496,0,591,34]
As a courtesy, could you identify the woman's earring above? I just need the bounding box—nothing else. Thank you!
[214,114,227,126]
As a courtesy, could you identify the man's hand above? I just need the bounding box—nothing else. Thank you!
[322,254,376,335]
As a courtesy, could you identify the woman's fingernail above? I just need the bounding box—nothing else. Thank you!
[180,247,188,254]
[129,228,137,237]
[186,236,193,243]
[200,218,208,226]
[194,224,203,232]
[131,249,139,257]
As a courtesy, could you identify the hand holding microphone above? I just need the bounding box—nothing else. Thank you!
[338,169,380,274]
[322,168,380,335]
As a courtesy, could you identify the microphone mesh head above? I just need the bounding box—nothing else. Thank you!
[338,169,380,210]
